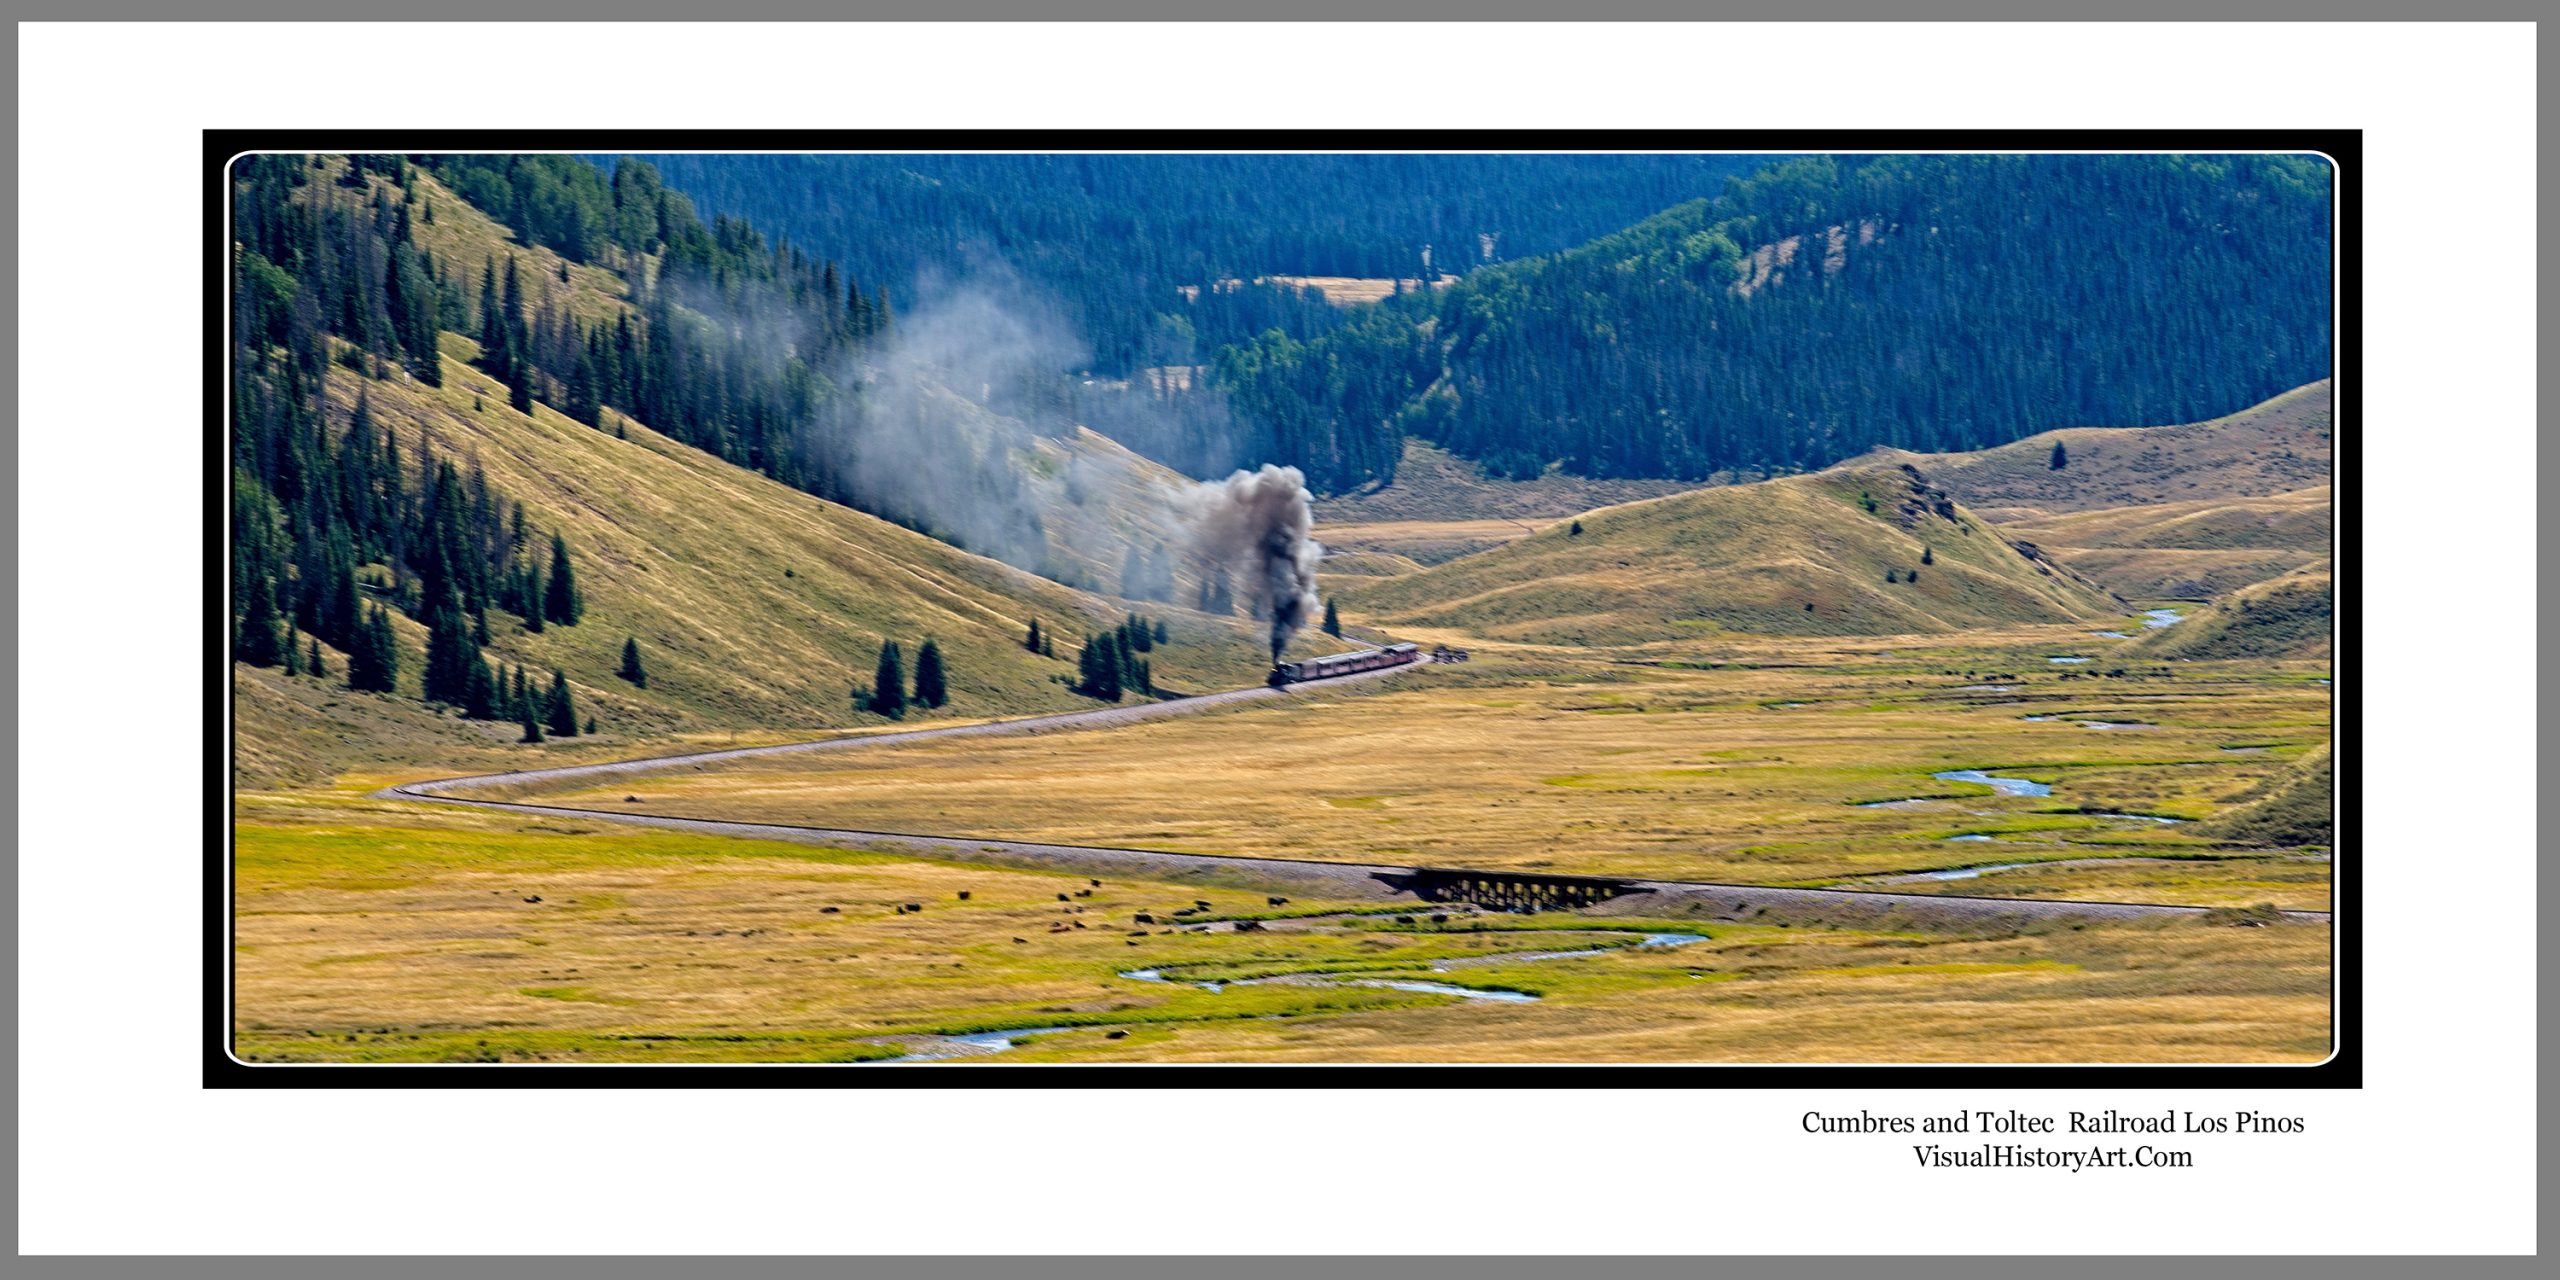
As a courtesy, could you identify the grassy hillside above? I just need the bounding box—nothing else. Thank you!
[2203,748,2334,848]
[2132,567,2335,662]
[1338,463,2117,644]
[234,348,1298,790]
[1856,382,2332,520]
[1997,486,2330,599]
[1314,439,1699,525]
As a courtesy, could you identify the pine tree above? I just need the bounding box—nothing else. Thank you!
[618,636,648,687]
[520,702,544,743]
[2049,441,2069,470]
[1152,618,1168,645]
[1570,520,1585,536]
[464,656,499,720]
[307,636,326,678]
[282,623,302,675]
[1322,599,1342,637]
[545,669,578,736]
[543,532,581,625]
[1922,546,1935,565]
[348,604,399,693]
[914,638,948,709]
[236,571,285,667]
[1025,618,1043,653]
[868,641,907,719]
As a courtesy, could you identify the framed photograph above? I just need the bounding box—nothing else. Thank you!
[212,131,2351,1085]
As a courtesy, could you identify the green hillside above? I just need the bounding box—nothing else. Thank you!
[2132,567,2335,662]
[1339,463,2117,644]
[2203,748,2333,848]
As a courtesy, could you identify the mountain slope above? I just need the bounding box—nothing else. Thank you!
[1214,154,2332,490]
[1992,485,2330,599]
[1855,382,2333,521]
[234,346,1293,789]
[1338,463,2116,644]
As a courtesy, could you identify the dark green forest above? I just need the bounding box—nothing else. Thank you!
[630,152,1779,374]
[1218,154,2336,486]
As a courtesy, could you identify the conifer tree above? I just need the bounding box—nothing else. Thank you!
[464,655,499,720]
[236,571,285,667]
[1152,618,1168,645]
[868,641,907,719]
[520,703,544,744]
[546,669,578,736]
[1025,618,1043,653]
[2049,441,2069,470]
[618,636,648,687]
[307,636,326,678]
[1322,599,1342,637]
[913,638,948,709]
[543,533,581,625]
[348,604,399,693]
[1922,546,1935,565]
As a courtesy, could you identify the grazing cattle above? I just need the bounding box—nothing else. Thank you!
[1133,913,1155,925]
[1430,913,1449,924]
[522,896,542,904]
[904,903,923,913]
[1395,915,1415,925]
[1089,880,1102,888]
[819,906,840,914]
[1266,896,1289,907]
[1234,920,1266,933]
[1013,938,1028,945]
[1075,890,1092,898]
[1057,893,1071,902]
[1194,900,1212,909]
[1105,1029,1128,1039]
[1072,921,1086,929]
[623,795,643,804]
[957,891,971,901]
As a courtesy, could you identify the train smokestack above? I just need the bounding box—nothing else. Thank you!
[1182,464,1322,663]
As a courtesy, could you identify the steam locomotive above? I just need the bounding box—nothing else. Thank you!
[1268,642,1424,687]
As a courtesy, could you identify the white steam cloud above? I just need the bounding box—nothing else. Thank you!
[1181,464,1324,662]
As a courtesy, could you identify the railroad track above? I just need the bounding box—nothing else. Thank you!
[377,660,2329,927]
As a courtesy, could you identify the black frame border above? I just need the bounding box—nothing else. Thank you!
[207,127,2360,1089]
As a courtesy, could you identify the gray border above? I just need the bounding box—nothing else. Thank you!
[8,9,2544,1276]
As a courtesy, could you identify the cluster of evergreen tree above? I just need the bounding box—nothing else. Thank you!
[1072,614,1166,702]
[1220,154,2334,487]
[227,157,596,721]
[856,637,948,721]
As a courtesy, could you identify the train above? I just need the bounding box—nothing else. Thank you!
[1268,642,1423,687]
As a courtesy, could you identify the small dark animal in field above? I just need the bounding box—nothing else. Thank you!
[904,904,922,913]
[957,891,971,901]
[1134,913,1156,924]
[1430,914,1449,924]
[1194,900,1212,909]
[1057,893,1071,902]
[1126,940,1140,946]
[1090,879,1102,888]
[1105,1030,1128,1039]
[1234,920,1266,933]
[819,906,839,914]
[1072,921,1086,929]
[1395,915,1414,924]
[522,895,542,904]
[1267,897,1290,907]
[623,795,643,804]
[1013,938,1028,945]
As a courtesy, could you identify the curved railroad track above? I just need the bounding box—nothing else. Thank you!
[378,662,2330,927]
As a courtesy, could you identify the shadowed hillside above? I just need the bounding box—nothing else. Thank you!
[1339,463,2117,644]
